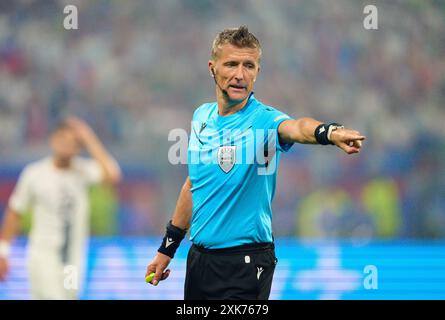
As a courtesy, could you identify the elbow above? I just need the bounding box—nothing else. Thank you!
[185,177,192,190]
[104,168,123,186]
[111,170,123,185]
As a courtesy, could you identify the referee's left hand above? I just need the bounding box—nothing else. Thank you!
[330,128,366,154]
[145,252,171,286]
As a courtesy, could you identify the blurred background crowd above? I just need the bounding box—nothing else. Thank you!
[0,0,444,239]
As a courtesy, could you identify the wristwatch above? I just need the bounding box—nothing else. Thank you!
[327,124,344,143]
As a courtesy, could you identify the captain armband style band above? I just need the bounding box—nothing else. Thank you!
[157,220,187,258]
[314,123,344,145]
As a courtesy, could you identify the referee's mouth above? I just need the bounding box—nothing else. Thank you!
[228,84,247,92]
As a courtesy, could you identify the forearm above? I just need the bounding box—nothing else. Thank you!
[280,117,322,144]
[171,177,193,230]
[296,117,323,144]
[279,117,366,154]
[83,135,122,185]
[156,177,192,259]
[0,208,20,279]
[0,208,21,244]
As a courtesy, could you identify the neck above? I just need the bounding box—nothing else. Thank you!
[216,89,250,116]
[53,156,71,169]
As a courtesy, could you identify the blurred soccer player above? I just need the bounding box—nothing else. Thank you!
[145,26,365,299]
[0,116,121,299]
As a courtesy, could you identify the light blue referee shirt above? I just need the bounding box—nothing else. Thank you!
[188,92,294,248]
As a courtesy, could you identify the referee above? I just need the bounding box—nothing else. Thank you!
[145,26,365,299]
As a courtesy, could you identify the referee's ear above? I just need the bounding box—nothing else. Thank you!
[208,60,215,77]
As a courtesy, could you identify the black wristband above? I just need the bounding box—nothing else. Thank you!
[315,123,342,145]
[157,220,187,258]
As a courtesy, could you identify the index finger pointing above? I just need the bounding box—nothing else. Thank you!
[347,133,366,141]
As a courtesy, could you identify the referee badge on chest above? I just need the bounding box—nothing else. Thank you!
[217,145,236,173]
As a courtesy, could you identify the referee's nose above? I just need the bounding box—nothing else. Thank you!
[234,65,244,82]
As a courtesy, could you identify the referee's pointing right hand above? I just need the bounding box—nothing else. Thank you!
[146,252,171,286]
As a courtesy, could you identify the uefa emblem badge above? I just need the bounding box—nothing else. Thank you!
[217,145,236,173]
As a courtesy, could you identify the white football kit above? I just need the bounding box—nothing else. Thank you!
[8,157,102,299]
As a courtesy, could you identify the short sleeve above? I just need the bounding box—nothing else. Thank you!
[77,158,103,185]
[189,103,211,151]
[260,107,294,152]
[8,167,34,215]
